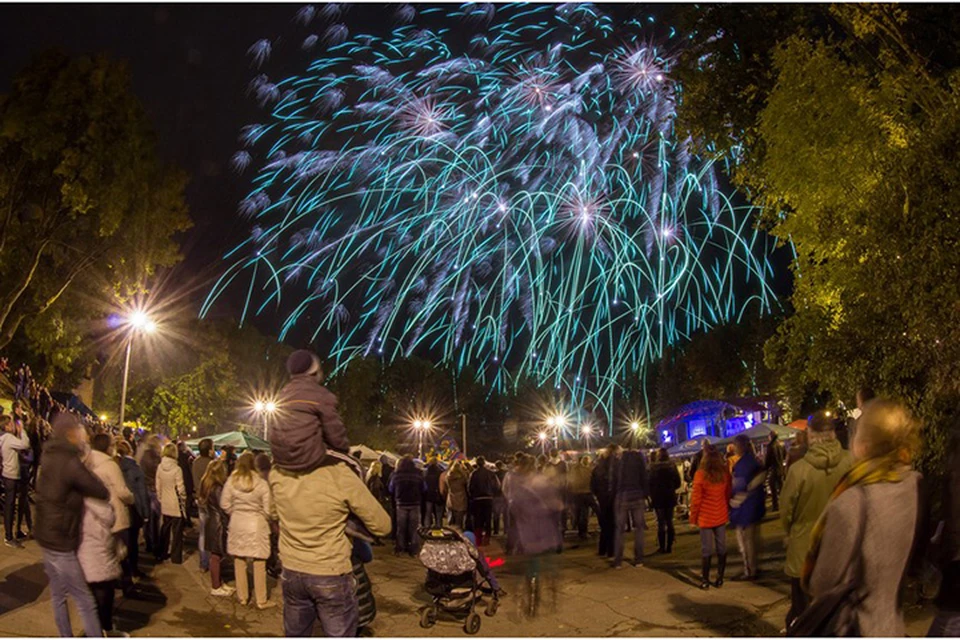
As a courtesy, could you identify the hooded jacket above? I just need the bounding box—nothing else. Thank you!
[86,449,134,533]
[35,439,109,552]
[270,374,350,473]
[779,438,853,577]
[77,497,122,583]
[0,427,30,479]
[729,453,766,528]
[156,456,186,518]
[222,473,273,559]
[270,462,391,576]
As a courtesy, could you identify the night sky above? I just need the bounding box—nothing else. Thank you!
[0,3,302,324]
[0,3,792,350]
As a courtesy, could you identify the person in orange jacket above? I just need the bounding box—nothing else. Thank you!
[690,445,732,589]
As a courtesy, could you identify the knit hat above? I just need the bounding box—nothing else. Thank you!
[286,349,321,376]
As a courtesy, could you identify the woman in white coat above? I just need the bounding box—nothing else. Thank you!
[221,451,276,609]
[155,443,186,564]
[77,496,123,634]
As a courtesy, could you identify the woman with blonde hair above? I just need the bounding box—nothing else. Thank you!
[441,460,469,528]
[155,442,186,563]
[802,398,921,636]
[222,452,276,609]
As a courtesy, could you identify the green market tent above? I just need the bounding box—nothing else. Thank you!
[185,430,270,452]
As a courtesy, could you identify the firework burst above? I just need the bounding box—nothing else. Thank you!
[204,3,776,422]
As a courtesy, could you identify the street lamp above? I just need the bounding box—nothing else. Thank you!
[118,309,157,428]
[538,431,549,454]
[413,419,432,459]
[582,424,593,453]
[254,400,277,440]
[546,414,566,449]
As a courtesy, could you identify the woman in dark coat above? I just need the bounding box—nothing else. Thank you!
[729,435,766,580]
[198,460,233,596]
[648,448,682,553]
[591,446,618,558]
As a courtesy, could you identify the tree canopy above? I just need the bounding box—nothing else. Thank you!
[673,5,960,473]
[0,51,191,367]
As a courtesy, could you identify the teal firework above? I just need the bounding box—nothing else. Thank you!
[204,3,776,420]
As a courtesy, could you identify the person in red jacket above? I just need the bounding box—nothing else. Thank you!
[690,445,732,590]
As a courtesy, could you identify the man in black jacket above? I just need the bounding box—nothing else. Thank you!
[612,448,649,568]
[467,457,500,546]
[423,457,445,528]
[35,413,110,638]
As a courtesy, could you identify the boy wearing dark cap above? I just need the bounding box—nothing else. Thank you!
[271,350,351,473]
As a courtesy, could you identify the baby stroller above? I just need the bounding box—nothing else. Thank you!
[417,526,500,635]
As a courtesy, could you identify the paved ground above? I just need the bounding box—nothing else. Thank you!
[0,514,935,637]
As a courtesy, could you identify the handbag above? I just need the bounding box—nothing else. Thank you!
[787,487,868,637]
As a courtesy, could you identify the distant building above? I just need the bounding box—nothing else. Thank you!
[655,396,781,445]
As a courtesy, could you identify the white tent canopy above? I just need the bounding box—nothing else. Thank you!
[349,444,380,462]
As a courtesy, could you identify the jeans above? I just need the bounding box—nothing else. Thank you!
[424,501,445,528]
[735,523,761,576]
[197,507,210,571]
[613,498,646,566]
[573,494,592,538]
[282,569,358,637]
[42,549,103,637]
[145,491,161,556]
[655,507,676,550]
[88,580,116,631]
[699,525,727,558]
[159,515,183,564]
[16,475,31,533]
[470,499,494,545]
[2,476,18,540]
[597,501,615,557]
[395,506,420,553]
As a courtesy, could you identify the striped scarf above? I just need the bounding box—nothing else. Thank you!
[800,452,912,592]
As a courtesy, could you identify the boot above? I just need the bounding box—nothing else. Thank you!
[714,553,727,588]
[700,556,712,590]
[657,530,666,554]
[666,529,675,553]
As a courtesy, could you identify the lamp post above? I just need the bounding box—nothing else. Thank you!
[582,424,593,454]
[630,421,641,447]
[413,419,432,459]
[547,414,566,450]
[538,431,549,455]
[119,311,156,428]
[254,400,277,440]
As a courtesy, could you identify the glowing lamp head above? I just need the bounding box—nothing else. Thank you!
[128,310,156,333]
[100,414,108,422]
[413,420,423,429]
[265,401,277,413]
[630,422,640,431]
[582,425,592,436]
[254,401,265,412]
[538,432,548,441]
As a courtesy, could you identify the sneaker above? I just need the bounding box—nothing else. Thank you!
[256,600,278,610]
[104,630,130,637]
[15,531,27,541]
[4,538,23,549]
[210,585,236,597]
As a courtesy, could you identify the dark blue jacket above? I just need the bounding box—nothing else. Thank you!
[615,450,649,504]
[729,453,766,527]
[118,455,151,521]
[389,469,425,507]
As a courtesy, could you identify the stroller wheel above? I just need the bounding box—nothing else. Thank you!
[484,599,499,617]
[464,612,481,635]
[419,606,437,629]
